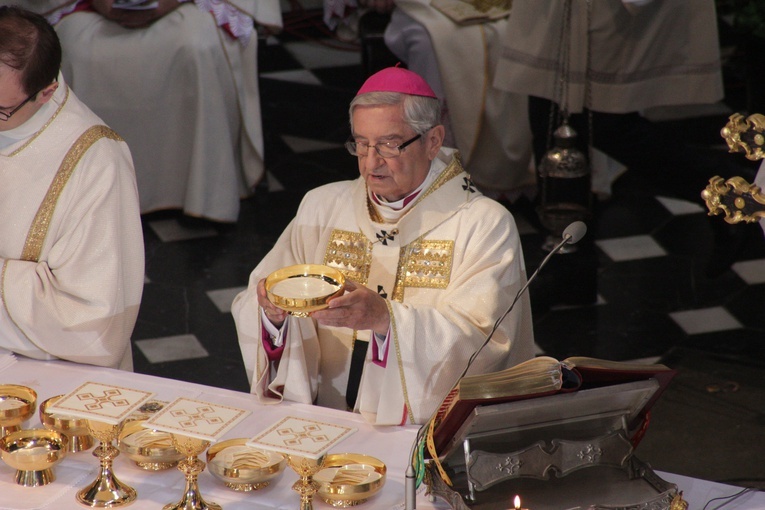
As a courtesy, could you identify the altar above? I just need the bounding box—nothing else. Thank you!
[0,355,762,510]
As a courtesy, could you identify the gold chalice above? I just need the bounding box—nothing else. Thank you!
[40,395,94,453]
[314,453,386,507]
[265,264,345,317]
[0,429,68,486]
[118,420,183,471]
[77,419,136,507]
[164,434,219,510]
[207,438,286,491]
[286,454,327,510]
[0,384,37,438]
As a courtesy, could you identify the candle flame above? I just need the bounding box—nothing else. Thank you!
[514,495,521,510]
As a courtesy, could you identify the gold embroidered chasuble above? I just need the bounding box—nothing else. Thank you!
[0,80,144,370]
[233,148,535,425]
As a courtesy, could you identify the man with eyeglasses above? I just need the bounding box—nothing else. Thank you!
[233,66,534,425]
[0,6,144,370]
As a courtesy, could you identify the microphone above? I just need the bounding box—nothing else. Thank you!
[404,221,587,510]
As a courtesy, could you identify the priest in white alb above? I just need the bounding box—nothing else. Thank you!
[0,6,144,370]
[233,66,535,425]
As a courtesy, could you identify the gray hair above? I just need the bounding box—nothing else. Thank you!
[349,92,441,136]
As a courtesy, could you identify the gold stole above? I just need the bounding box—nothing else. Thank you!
[21,125,123,262]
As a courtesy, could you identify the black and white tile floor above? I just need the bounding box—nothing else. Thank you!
[132,17,765,488]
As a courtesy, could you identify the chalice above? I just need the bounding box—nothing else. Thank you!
[164,434,218,510]
[40,395,94,453]
[0,384,37,438]
[77,419,136,507]
[286,453,327,510]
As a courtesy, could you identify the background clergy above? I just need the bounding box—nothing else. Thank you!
[0,6,144,370]
[233,66,534,425]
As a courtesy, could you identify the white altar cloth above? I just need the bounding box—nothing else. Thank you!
[0,357,762,509]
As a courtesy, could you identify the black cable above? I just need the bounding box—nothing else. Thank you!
[701,487,757,510]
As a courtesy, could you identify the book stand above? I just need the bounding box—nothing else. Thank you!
[426,380,684,510]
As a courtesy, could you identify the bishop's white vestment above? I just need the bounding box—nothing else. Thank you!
[0,78,144,370]
[23,0,283,222]
[232,148,535,425]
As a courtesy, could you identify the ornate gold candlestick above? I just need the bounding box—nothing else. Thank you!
[286,454,326,510]
[164,434,218,510]
[77,419,136,507]
[0,384,37,438]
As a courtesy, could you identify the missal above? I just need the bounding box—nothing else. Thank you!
[431,356,676,454]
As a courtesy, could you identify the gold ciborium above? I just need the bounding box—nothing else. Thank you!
[0,384,37,438]
[207,438,286,491]
[286,454,327,510]
[118,420,183,471]
[0,429,68,486]
[164,434,219,510]
[314,453,386,507]
[77,419,136,507]
[265,264,345,317]
[40,395,94,453]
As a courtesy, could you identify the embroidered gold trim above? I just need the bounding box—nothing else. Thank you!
[392,238,454,302]
[21,125,122,262]
[9,86,70,158]
[385,300,415,424]
[412,154,464,206]
[366,193,385,223]
[324,229,373,285]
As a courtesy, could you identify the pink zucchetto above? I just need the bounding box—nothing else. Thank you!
[356,64,437,98]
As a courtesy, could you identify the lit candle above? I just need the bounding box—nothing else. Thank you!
[513,495,528,510]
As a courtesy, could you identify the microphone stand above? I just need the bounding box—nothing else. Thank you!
[404,222,586,510]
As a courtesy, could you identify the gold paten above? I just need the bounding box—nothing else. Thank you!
[702,176,765,224]
[0,384,37,438]
[266,264,346,317]
[117,420,183,471]
[720,113,765,161]
[206,438,286,491]
[0,429,68,486]
[314,453,386,507]
[40,395,94,453]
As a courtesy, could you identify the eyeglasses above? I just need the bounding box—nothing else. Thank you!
[0,89,40,121]
[345,133,422,159]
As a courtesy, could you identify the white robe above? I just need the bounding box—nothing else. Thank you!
[0,79,144,371]
[232,148,535,425]
[384,5,535,195]
[493,0,724,114]
[25,0,282,222]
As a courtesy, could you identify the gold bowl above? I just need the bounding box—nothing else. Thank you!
[314,453,386,507]
[39,395,94,453]
[0,384,37,437]
[117,420,184,471]
[206,438,287,491]
[265,264,345,316]
[0,428,68,486]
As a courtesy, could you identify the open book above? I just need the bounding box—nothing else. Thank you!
[431,356,676,454]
